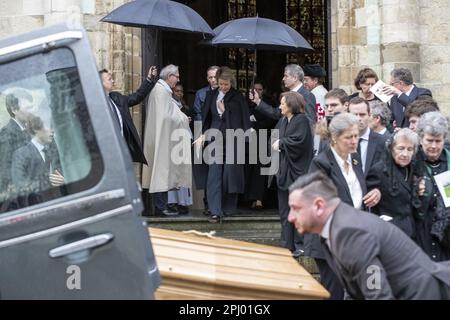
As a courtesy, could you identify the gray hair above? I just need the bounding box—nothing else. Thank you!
[329,113,359,137]
[370,101,392,126]
[285,64,304,82]
[160,64,179,80]
[207,65,219,74]
[391,128,419,153]
[391,68,413,86]
[416,111,449,139]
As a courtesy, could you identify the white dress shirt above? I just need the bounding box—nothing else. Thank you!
[331,147,363,209]
[109,97,123,136]
[31,138,46,162]
[216,91,225,117]
[359,128,370,172]
[291,83,303,93]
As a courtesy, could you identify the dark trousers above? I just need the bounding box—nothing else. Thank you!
[152,192,168,211]
[207,163,238,216]
[278,189,303,252]
[315,258,344,300]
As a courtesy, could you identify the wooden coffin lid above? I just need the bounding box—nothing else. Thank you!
[149,227,329,300]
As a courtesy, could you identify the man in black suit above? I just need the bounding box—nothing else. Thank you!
[252,64,317,128]
[288,171,450,300]
[0,90,34,194]
[100,66,157,164]
[348,97,386,176]
[11,116,64,206]
[382,67,432,129]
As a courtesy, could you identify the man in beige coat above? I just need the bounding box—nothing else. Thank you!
[142,64,192,216]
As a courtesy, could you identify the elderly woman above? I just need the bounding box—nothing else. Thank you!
[349,67,380,103]
[271,91,313,257]
[415,111,450,261]
[367,128,422,238]
[306,113,381,300]
[200,66,251,223]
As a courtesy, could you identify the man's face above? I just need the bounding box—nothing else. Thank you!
[173,85,184,101]
[288,190,318,234]
[218,79,232,94]
[408,115,420,132]
[303,76,318,91]
[166,73,180,89]
[369,114,381,131]
[14,98,34,123]
[282,71,298,90]
[207,69,218,89]
[389,76,404,92]
[349,102,370,134]
[421,133,445,162]
[101,72,114,92]
[254,83,264,97]
[36,126,54,145]
[325,97,347,116]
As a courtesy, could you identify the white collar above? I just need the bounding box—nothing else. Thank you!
[331,146,352,168]
[291,83,303,92]
[379,127,387,135]
[404,84,415,96]
[320,211,334,241]
[360,128,370,141]
[12,118,26,131]
[158,79,173,94]
[31,137,45,153]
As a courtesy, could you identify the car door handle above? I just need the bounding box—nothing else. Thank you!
[49,233,114,258]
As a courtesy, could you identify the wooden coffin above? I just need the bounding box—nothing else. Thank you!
[149,227,329,300]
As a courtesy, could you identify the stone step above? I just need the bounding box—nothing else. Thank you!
[143,209,319,275]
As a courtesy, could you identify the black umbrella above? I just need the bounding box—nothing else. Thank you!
[101,0,214,36]
[207,16,314,86]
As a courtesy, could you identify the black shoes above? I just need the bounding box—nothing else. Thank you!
[154,208,179,217]
[292,249,304,258]
[177,205,189,215]
[208,214,222,224]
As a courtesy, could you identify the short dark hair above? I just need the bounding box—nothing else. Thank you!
[349,96,370,113]
[325,88,349,105]
[391,68,413,86]
[4,89,33,118]
[354,68,379,90]
[289,171,338,202]
[98,69,108,77]
[27,115,44,136]
[405,98,439,119]
[280,91,306,114]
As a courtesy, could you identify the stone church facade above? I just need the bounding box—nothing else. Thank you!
[1,0,450,113]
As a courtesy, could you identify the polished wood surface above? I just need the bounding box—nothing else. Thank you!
[149,227,329,300]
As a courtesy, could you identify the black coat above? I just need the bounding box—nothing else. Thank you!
[275,113,313,190]
[202,87,251,194]
[0,119,30,193]
[109,78,155,164]
[305,147,367,259]
[363,129,388,176]
[389,86,432,128]
[367,160,416,238]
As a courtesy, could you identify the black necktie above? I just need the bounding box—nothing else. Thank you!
[357,137,362,155]
[42,146,51,173]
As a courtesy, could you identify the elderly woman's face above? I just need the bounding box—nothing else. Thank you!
[333,124,359,155]
[279,96,291,117]
[421,133,445,162]
[218,78,232,94]
[392,137,415,167]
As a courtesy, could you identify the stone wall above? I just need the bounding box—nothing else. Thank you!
[332,0,450,115]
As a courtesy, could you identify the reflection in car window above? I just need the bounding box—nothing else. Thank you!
[0,48,103,213]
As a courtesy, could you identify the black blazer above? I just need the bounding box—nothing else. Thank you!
[0,119,30,192]
[363,130,388,176]
[109,78,155,164]
[305,147,367,259]
[275,113,313,190]
[389,86,432,128]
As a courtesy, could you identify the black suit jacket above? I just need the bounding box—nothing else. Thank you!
[255,85,317,128]
[389,86,432,128]
[109,78,155,164]
[363,130,387,176]
[305,147,367,259]
[321,202,450,299]
[0,119,30,192]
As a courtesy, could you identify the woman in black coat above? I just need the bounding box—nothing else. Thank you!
[267,91,313,255]
[367,128,423,238]
[199,67,251,223]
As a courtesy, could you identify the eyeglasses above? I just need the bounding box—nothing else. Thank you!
[171,74,180,79]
